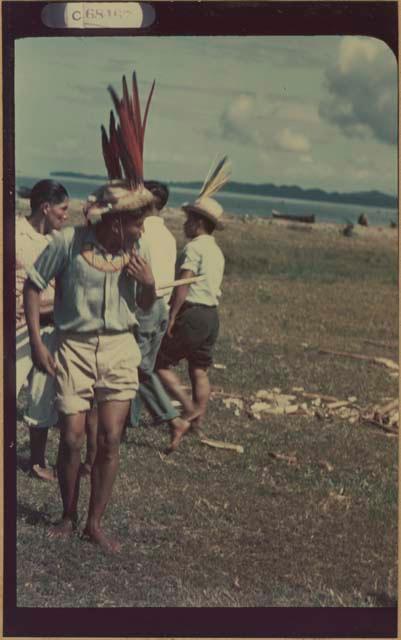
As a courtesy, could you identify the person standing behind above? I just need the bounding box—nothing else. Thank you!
[128,180,195,450]
[156,158,230,448]
[16,179,69,480]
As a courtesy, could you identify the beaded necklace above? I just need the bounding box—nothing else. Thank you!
[80,243,130,273]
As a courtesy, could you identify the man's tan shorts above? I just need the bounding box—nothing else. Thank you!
[55,331,141,415]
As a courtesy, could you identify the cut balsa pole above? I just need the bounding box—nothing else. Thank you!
[360,416,398,435]
[376,399,399,415]
[199,436,244,454]
[318,348,399,371]
[156,275,205,293]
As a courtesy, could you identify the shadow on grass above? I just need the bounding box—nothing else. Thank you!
[122,434,164,452]
[17,502,53,527]
[17,454,30,473]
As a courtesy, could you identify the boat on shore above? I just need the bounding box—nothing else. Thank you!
[272,209,315,224]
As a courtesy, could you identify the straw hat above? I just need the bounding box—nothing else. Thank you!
[182,196,224,230]
[84,180,154,219]
[181,156,231,231]
[84,71,156,222]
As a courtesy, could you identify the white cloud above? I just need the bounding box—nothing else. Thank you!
[270,103,319,125]
[220,95,314,156]
[275,128,311,153]
[319,36,397,145]
[338,37,379,73]
[220,95,256,144]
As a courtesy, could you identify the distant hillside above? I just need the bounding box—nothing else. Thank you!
[171,181,398,209]
[52,171,107,181]
[51,172,398,208]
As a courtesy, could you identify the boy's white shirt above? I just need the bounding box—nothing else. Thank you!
[180,234,225,307]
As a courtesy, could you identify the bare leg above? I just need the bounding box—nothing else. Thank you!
[157,367,196,417]
[29,426,55,481]
[157,367,199,452]
[167,416,191,453]
[188,365,210,432]
[83,399,129,553]
[80,405,98,477]
[48,412,86,539]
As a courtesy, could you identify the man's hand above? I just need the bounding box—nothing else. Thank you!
[125,251,155,288]
[31,339,57,377]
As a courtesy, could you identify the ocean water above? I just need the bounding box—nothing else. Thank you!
[16,175,398,228]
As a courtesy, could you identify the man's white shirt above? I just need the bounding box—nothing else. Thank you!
[139,216,177,300]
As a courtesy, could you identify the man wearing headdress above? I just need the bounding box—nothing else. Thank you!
[24,73,157,553]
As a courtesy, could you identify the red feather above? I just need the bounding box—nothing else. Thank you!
[116,124,136,186]
[131,71,143,152]
[105,71,156,186]
[109,112,122,179]
[101,125,120,180]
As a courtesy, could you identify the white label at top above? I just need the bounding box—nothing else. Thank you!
[60,2,154,29]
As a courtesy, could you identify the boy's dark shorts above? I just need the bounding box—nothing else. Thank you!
[156,302,219,370]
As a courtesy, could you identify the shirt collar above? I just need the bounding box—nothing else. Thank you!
[144,215,164,227]
[191,234,215,244]
[18,215,41,239]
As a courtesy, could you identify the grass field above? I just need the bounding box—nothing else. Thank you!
[16,204,398,607]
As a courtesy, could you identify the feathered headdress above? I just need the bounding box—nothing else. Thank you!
[84,71,156,220]
[182,155,231,230]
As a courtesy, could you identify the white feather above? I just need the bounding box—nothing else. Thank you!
[198,155,232,199]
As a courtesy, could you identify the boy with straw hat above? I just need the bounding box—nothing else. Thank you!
[128,180,197,441]
[156,158,231,450]
[24,72,157,553]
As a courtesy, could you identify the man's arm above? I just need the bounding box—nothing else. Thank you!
[23,279,56,376]
[38,282,55,323]
[166,268,194,337]
[16,271,54,326]
[23,230,70,374]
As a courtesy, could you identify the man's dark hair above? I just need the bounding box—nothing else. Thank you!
[30,180,69,212]
[144,180,169,210]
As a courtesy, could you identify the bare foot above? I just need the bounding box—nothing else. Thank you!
[182,407,202,423]
[79,462,92,478]
[189,419,204,437]
[166,417,191,453]
[47,518,75,540]
[31,464,57,482]
[83,527,122,554]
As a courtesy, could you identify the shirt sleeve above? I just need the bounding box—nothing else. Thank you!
[27,228,69,291]
[15,217,37,268]
[180,243,200,274]
[15,240,26,270]
[137,235,151,263]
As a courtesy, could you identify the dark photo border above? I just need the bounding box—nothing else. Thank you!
[3,1,398,637]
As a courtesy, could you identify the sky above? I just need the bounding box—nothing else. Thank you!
[15,35,398,195]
